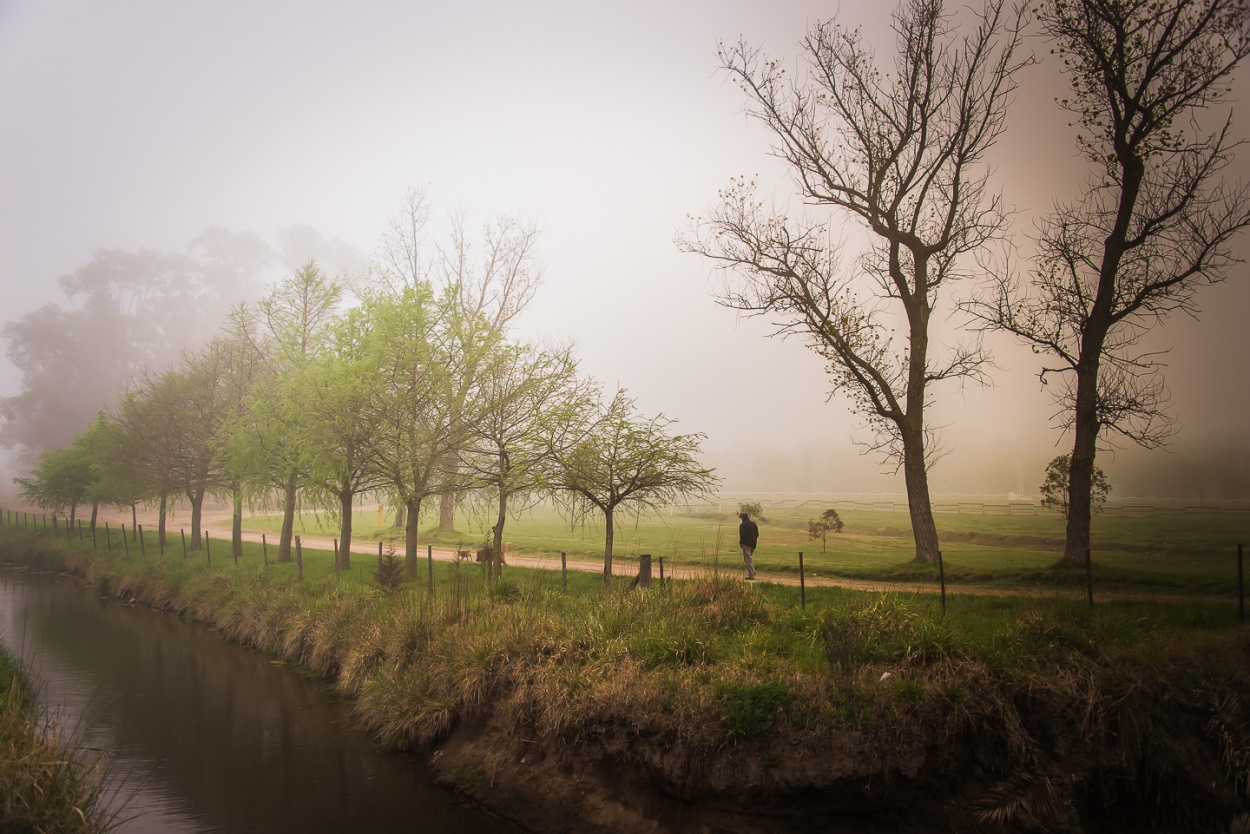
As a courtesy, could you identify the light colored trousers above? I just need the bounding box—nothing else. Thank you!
[741,545,756,579]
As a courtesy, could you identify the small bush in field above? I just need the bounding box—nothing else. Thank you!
[374,552,405,590]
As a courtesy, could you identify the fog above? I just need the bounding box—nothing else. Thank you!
[1,0,1248,500]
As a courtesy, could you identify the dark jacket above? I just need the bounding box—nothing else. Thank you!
[739,518,759,549]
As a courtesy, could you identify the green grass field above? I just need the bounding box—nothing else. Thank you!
[235,502,1250,597]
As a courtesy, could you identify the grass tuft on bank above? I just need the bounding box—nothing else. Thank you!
[0,642,119,833]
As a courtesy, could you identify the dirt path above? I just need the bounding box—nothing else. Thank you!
[54,504,1190,604]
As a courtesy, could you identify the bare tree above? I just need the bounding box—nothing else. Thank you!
[682,0,1028,563]
[370,186,434,297]
[967,0,1250,562]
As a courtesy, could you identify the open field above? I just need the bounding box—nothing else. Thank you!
[233,502,1250,597]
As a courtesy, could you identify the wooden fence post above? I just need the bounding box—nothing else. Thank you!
[105,522,112,552]
[1085,548,1094,610]
[633,554,652,589]
[658,556,665,589]
[799,552,806,611]
[938,550,947,615]
[138,525,146,558]
[334,540,340,581]
[122,524,129,555]
[180,529,187,561]
[295,535,303,581]
[561,551,568,593]
[427,545,434,596]
[78,520,84,546]
[1238,543,1244,624]
[377,541,383,574]
[262,533,269,567]
[205,531,211,567]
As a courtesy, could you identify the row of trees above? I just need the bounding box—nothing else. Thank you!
[16,255,716,589]
[684,0,1250,563]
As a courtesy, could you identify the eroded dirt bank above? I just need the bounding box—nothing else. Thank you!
[423,660,1249,834]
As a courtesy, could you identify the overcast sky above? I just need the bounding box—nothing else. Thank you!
[2,0,1247,498]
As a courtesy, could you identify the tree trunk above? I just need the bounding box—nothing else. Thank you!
[157,492,167,548]
[491,490,508,583]
[899,265,940,564]
[1062,153,1140,561]
[902,426,941,564]
[603,505,615,590]
[393,506,406,530]
[231,487,244,562]
[277,472,297,563]
[338,488,354,570]
[439,491,456,532]
[404,498,420,578]
[188,490,204,550]
[1063,363,1101,563]
[69,502,77,524]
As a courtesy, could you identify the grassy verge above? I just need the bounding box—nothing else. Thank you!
[0,639,116,833]
[3,524,1249,832]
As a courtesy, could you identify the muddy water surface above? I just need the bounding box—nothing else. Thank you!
[0,565,517,834]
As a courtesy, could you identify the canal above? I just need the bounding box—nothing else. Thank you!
[0,565,518,833]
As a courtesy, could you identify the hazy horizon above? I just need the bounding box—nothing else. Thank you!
[2,0,1248,500]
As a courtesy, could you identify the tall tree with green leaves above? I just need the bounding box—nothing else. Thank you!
[15,444,94,524]
[117,348,232,549]
[292,304,390,569]
[457,340,585,581]
[369,189,543,533]
[211,315,271,561]
[234,261,343,562]
[362,285,462,575]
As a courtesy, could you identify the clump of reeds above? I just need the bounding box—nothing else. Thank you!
[0,650,119,833]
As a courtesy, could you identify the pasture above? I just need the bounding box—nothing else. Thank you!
[238,500,1250,597]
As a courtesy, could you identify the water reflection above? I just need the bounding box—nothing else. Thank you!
[0,566,517,834]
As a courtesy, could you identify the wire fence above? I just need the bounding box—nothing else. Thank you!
[0,506,1245,623]
[683,495,1250,518]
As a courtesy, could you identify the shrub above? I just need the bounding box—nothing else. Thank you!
[715,680,791,741]
[374,552,405,590]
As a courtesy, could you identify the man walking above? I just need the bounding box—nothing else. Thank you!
[738,511,759,581]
